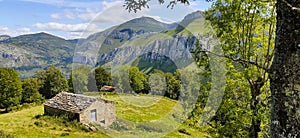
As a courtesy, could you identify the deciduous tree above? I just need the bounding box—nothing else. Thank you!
[0,68,22,111]
[22,78,43,104]
[129,66,147,93]
[68,65,90,93]
[94,66,112,91]
[35,66,68,99]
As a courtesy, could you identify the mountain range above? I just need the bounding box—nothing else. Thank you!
[0,11,208,78]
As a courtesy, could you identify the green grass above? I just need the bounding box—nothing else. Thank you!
[0,93,209,138]
[166,18,209,36]
[84,92,178,122]
[179,18,209,34]
[85,92,209,137]
[0,106,109,138]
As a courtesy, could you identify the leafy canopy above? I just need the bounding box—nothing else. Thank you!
[0,68,22,111]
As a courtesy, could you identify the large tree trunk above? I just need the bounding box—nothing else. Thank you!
[270,0,300,137]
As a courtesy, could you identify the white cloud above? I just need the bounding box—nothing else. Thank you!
[66,23,104,39]
[46,0,135,23]
[91,3,148,23]
[0,27,32,36]
[33,22,89,32]
[102,0,123,9]
[189,1,198,7]
[65,10,75,19]
[77,8,99,21]
[0,26,9,32]
[17,27,31,33]
[33,22,104,39]
[50,13,61,19]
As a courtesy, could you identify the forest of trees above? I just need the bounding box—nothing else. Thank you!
[0,65,185,110]
[0,66,68,111]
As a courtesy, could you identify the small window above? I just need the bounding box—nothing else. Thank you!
[91,109,97,122]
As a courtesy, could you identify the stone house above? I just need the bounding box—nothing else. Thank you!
[44,92,116,127]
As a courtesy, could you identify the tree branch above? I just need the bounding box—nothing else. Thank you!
[282,0,300,12]
[198,49,270,71]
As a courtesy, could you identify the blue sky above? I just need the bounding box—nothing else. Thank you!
[0,0,212,39]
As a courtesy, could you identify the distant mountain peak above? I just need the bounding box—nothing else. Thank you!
[171,10,205,34]
[30,32,61,38]
[128,16,159,23]
[117,16,170,33]
[36,32,52,36]
[12,32,66,41]
[182,10,204,22]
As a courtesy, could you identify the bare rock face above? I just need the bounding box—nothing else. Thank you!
[98,35,197,68]
[0,43,43,68]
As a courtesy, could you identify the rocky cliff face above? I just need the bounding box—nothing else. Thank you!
[73,16,173,66]
[99,35,197,68]
[0,43,43,67]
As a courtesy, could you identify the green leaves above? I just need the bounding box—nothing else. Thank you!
[36,66,68,99]
[94,66,112,92]
[129,66,147,93]
[188,0,276,137]
[22,78,43,104]
[0,68,22,111]
[68,65,90,94]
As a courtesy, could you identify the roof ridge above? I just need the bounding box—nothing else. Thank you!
[44,92,100,113]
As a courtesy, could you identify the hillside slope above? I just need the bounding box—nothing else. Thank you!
[0,94,209,138]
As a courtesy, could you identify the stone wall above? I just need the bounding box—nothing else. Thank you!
[44,105,79,121]
[79,99,116,127]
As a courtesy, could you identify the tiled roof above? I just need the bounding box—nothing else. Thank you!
[44,92,101,113]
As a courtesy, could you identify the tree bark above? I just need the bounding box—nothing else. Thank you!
[249,79,264,138]
[270,0,300,137]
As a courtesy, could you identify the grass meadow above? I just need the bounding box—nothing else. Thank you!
[0,93,209,138]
